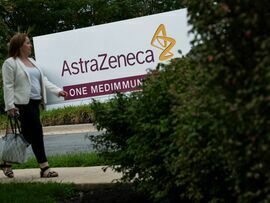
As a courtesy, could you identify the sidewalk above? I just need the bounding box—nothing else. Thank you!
[0,166,122,185]
[0,124,122,186]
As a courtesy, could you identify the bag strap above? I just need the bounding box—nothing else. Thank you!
[7,116,21,135]
[13,117,22,134]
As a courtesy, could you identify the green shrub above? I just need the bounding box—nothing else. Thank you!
[90,0,270,202]
[186,0,270,202]
[41,104,92,126]
[0,113,7,130]
[90,58,206,202]
[0,104,93,130]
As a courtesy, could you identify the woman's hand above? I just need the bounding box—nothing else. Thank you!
[7,108,19,117]
[58,90,68,97]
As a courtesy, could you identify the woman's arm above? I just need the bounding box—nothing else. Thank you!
[2,60,16,111]
[43,76,68,97]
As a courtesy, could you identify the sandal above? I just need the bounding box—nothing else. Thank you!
[40,166,58,178]
[0,162,14,178]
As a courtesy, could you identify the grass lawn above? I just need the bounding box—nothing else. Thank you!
[12,152,106,169]
[0,182,153,203]
[0,182,77,203]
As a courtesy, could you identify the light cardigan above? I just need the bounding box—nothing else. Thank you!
[2,57,62,111]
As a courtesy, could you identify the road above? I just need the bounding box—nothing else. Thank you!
[26,131,102,158]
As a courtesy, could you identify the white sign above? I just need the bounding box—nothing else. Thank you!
[33,9,191,109]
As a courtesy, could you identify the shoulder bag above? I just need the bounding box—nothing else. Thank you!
[0,116,30,164]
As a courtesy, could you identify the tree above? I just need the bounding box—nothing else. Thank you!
[0,0,183,40]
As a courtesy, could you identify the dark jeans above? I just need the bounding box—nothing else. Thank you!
[16,99,47,164]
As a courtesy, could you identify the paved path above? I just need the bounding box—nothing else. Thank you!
[0,166,122,185]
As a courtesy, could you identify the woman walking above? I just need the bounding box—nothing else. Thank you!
[1,33,68,178]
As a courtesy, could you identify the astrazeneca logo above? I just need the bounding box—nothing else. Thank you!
[151,24,176,61]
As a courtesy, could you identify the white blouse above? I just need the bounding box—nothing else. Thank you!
[25,66,42,100]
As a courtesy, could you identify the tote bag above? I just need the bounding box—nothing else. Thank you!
[0,116,30,164]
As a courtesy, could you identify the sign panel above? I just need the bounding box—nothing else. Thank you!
[33,9,191,109]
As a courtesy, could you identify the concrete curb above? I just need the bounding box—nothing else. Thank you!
[43,123,97,135]
[0,123,98,137]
